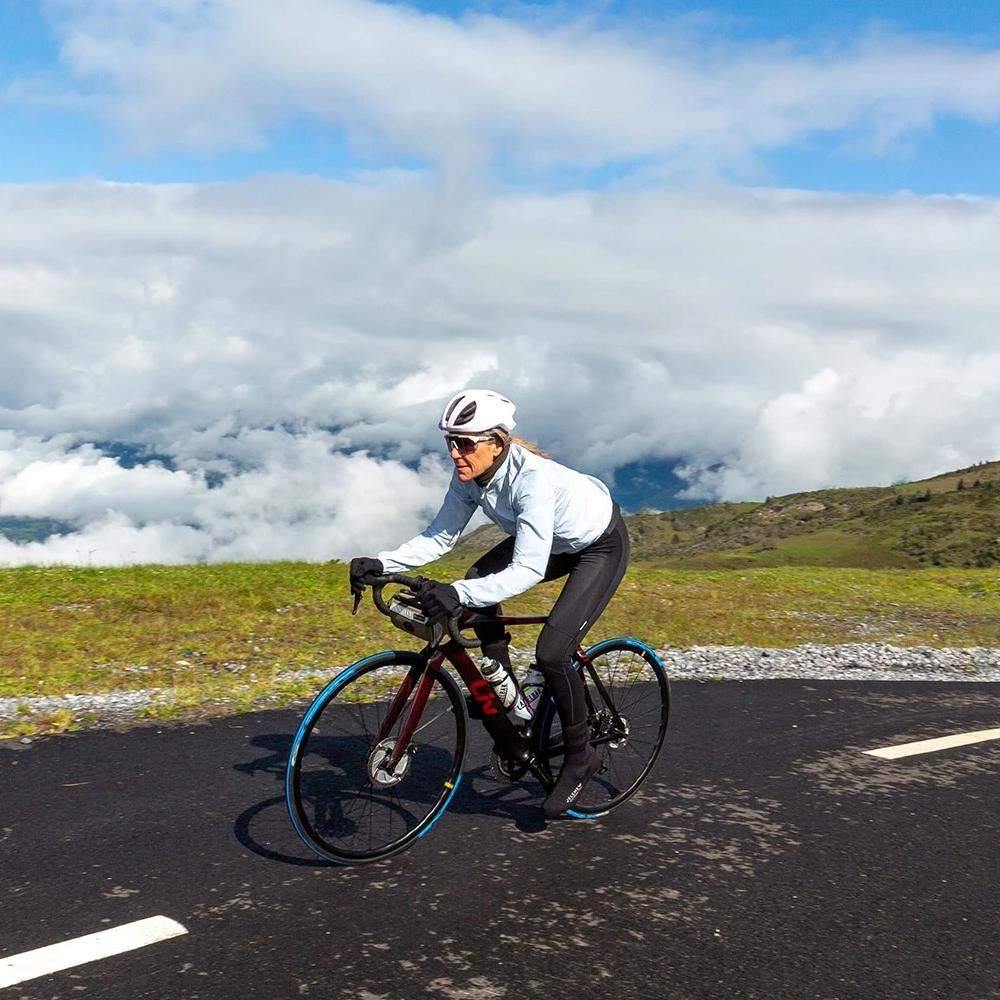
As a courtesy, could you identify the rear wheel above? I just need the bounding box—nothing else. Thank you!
[286,651,467,864]
[535,638,670,817]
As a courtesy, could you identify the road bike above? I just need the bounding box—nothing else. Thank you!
[285,574,670,864]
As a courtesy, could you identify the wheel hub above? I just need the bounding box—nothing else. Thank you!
[368,739,412,788]
[597,711,630,749]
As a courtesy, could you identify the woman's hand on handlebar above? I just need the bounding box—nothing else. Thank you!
[348,556,384,596]
[412,581,477,647]
[414,581,462,623]
[353,573,479,647]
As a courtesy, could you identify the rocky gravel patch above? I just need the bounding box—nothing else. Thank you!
[649,642,1000,682]
[2,642,998,735]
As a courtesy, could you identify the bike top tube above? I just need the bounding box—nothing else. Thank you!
[463,610,549,629]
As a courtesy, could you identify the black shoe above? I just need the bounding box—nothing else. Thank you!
[465,695,484,720]
[543,727,600,819]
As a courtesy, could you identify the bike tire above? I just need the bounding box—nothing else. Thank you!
[286,650,468,864]
[535,638,670,818]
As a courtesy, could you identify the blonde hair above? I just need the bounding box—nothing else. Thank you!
[510,435,551,459]
[484,427,551,459]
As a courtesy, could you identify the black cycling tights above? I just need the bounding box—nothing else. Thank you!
[465,509,630,730]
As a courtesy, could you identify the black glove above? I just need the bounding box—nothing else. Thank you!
[349,556,384,596]
[416,581,462,623]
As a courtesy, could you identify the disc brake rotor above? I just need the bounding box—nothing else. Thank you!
[595,711,630,750]
[368,738,412,788]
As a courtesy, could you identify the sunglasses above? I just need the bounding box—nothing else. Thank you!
[444,433,496,455]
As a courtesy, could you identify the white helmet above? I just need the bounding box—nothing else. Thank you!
[439,389,517,435]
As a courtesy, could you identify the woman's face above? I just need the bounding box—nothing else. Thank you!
[448,435,504,482]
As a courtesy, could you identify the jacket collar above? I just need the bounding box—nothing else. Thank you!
[474,439,512,488]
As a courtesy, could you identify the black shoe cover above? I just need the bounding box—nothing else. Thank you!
[543,745,600,819]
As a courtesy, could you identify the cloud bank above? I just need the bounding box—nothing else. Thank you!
[0,428,452,565]
[1,176,999,563]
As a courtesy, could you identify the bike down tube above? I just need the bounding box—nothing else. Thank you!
[387,651,442,769]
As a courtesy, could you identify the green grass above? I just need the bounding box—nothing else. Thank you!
[0,462,1000,735]
[0,562,370,699]
[2,560,999,737]
[5,457,1000,736]
[664,530,912,570]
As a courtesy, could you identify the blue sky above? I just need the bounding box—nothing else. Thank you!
[2,0,999,193]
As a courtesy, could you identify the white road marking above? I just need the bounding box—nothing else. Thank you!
[863,727,1000,760]
[0,915,187,989]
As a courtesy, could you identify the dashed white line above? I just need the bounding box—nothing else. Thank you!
[0,915,187,989]
[863,727,1000,760]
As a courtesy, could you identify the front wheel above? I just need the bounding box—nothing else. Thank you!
[535,638,670,817]
[286,651,468,864]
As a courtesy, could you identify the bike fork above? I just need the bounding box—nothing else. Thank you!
[382,653,441,771]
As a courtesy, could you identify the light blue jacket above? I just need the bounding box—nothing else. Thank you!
[377,444,614,607]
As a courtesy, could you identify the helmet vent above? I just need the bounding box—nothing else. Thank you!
[454,401,478,426]
[444,395,466,422]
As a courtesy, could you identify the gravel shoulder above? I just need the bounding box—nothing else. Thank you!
[2,642,998,735]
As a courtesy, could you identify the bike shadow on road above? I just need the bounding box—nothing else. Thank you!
[231,731,549,867]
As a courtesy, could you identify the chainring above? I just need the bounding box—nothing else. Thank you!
[488,747,528,784]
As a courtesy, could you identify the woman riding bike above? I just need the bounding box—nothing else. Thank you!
[349,388,630,818]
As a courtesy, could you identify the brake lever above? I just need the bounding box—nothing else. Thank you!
[351,591,362,615]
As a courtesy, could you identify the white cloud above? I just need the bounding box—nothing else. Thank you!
[0,428,452,566]
[677,361,1000,501]
[5,2,999,567]
[1,447,197,523]
[36,0,1000,172]
[1,176,999,562]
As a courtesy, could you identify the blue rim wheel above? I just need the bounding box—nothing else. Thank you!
[286,651,468,864]
[536,638,670,818]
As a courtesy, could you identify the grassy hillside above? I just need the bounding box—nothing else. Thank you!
[624,460,1000,569]
[3,460,999,738]
[2,560,1000,737]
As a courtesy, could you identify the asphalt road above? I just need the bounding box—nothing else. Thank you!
[2,680,998,1000]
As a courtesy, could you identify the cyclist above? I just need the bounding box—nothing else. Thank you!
[349,388,630,818]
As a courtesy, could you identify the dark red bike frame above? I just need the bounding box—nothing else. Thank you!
[373,610,595,785]
[373,611,621,791]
